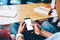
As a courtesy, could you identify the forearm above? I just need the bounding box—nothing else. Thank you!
[18,25,25,33]
[40,30,53,38]
[56,0,60,19]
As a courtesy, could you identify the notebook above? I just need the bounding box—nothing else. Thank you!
[0,6,17,18]
[34,6,58,17]
[34,6,50,15]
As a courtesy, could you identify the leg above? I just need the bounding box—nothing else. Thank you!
[41,21,58,33]
[9,22,20,34]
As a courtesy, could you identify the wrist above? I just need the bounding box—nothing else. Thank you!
[16,33,24,40]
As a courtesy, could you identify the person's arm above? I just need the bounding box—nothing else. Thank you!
[40,30,53,38]
[18,22,26,33]
[56,0,60,19]
[33,23,53,38]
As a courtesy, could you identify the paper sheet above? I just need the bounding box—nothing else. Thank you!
[34,6,50,15]
[0,6,17,18]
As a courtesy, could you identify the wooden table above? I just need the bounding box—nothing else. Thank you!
[0,3,57,25]
[17,3,57,21]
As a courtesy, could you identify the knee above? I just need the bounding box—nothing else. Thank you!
[41,21,57,33]
[41,21,51,30]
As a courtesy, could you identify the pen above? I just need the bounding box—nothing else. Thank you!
[48,9,53,15]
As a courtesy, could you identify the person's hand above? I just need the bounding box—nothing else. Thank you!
[32,22,41,35]
[18,22,26,33]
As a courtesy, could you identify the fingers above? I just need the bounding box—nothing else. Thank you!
[18,22,26,33]
[33,22,40,27]
[20,22,26,27]
[32,22,41,31]
[33,23,40,28]
[32,23,41,35]
[20,22,25,26]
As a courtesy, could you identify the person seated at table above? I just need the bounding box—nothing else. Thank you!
[42,0,60,33]
[17,0,60,40]
[18,22,46,40]
[17,20,58,40]
[18,21,60,40]
[32,22,60,40]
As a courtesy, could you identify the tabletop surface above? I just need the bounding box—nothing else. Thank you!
[0,3,57,25]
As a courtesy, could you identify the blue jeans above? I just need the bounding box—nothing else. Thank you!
[41,21,58,33]
[45,32,60,40]
[9,22,20,34]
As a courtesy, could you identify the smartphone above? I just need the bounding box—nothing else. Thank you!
[24,18,33,31]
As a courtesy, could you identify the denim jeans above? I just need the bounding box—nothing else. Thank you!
[45,32,60,40]
[9,22,20,34]
[41,21,58,33]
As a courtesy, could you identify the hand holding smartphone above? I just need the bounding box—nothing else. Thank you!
[24,18,33,31]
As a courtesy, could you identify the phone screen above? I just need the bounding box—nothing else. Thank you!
[24,18,33,31]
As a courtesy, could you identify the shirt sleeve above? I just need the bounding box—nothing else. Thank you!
[45,32,60,40]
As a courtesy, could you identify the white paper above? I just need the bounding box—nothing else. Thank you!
[34,6,50,15]
[0,6,17,17]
